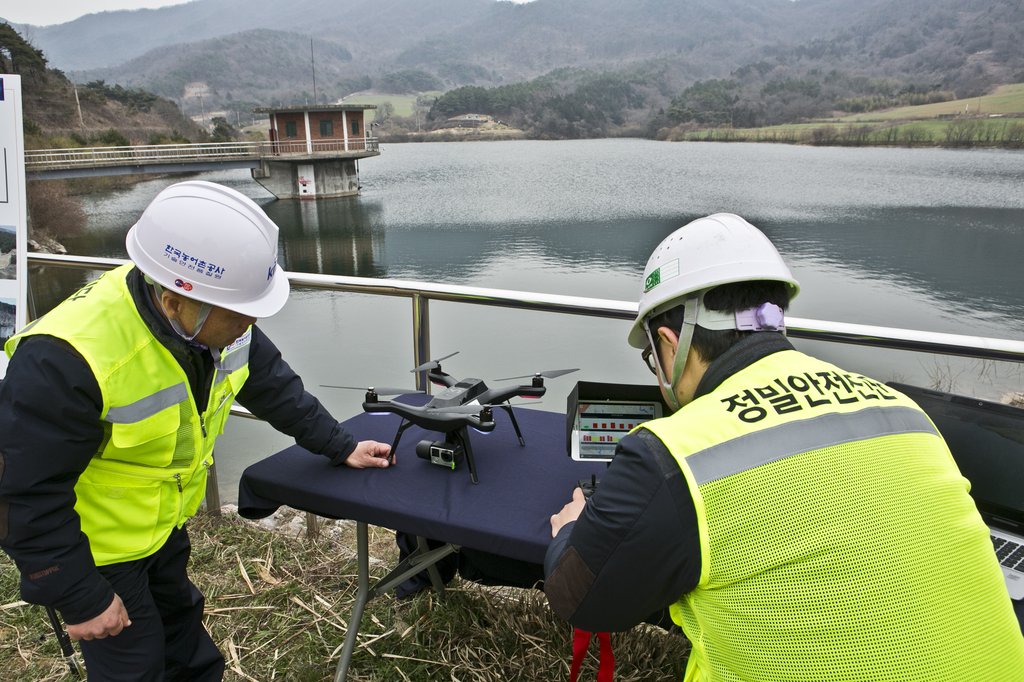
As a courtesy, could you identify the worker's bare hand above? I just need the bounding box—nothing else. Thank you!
[66,594,131,641]
[550,487,587,538]
[345,440,392,468]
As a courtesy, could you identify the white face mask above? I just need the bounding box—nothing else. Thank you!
[151,281,213,345]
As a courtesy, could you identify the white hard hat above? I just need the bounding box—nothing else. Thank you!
[126,181,289,318]
[627,213,799,348]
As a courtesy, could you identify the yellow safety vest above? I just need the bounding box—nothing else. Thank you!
[641,349,1024,682]
[5,264,251,565]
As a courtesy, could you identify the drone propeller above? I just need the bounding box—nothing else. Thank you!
[411,351,460,374]
[320,385,423,396]
[493,368,580,382]
[436,400,542,414]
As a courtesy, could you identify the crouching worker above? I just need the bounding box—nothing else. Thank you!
[544,213,1024,680]
[0,181,391,681]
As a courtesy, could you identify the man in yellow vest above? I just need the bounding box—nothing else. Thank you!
[544,213,1024,680]
[0,181,392,680]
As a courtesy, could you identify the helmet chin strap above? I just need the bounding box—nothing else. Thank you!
[150,280,213,343]
[645,294,700,412]
[645,294,787,412]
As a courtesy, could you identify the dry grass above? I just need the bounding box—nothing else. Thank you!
[0,511,689,681]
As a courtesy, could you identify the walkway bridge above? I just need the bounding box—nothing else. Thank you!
[24,138,385,199]
[24,139,380,181]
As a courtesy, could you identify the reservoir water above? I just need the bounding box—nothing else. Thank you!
[46,139,1024,502]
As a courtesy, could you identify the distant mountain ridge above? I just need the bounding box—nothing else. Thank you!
[79,29,358,113]
[11,0,492,72]
[5,0,1022,118]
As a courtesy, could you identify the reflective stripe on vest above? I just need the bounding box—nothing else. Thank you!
[642,349,1024,682]
[104,383,189,423]
[6,264,251,565]
[689,405,938,484]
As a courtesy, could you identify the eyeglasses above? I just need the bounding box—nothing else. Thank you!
[641,345,658,375]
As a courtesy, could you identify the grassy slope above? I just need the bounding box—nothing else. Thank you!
[341,93,443,119]
[672,83,1024,146]
[838,83,1024,122]
[0,512,688,681]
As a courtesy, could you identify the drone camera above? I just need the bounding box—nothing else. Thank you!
[416,440,464,469]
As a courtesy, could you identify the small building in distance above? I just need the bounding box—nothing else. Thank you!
[251,103,380,199]
[443,113,492,128]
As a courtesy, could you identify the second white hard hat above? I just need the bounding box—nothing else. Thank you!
[126,181,289,318]
[627,213,799,348]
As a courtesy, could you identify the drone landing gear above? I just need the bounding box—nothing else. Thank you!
[498,403,526,446]
[450,427,479,485]
[389,421,415,465]
[389,403,533,484]
[389,420,481,484]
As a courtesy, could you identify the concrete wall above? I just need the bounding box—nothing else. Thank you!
[251,158,360,199]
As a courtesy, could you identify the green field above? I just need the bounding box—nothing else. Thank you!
[672,83,1024,148]
[839,83,1024,122]
[342,92,442,119]
[673,116,1024,147]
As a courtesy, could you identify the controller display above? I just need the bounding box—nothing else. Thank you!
[570,399,662,461]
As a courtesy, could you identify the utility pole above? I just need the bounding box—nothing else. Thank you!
[310,38,318,105]
[73,84,85,132]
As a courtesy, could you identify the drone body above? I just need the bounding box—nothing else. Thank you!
[326,352,576,483]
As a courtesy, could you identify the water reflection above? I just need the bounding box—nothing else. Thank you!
[36,141,1024,504]
[43,141,1024,342]
[763,206,1024,323]
[265,195,388,279]
[36,141,1023,346]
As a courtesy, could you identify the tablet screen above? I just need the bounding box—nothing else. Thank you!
[570,400,663,461]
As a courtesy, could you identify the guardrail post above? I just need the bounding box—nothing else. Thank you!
[412,293,430,392]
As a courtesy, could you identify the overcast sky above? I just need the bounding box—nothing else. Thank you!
[4,0,534,27]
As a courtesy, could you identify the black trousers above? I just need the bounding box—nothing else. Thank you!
[79,526,224,681]
[393,532,677,630]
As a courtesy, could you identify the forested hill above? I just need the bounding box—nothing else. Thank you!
[9,0,491,73]
[3,0,1022,142]
[0,23,204,145]
[777,0,1023,94]
[10,0,1021,107]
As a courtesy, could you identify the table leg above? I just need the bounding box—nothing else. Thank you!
[332,525,461,681]
[372,542,459,596]
[417,536,448,597]
[334,521,370,682]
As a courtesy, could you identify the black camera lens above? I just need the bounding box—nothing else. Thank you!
[437,449,452,462]
[415,440,434,460]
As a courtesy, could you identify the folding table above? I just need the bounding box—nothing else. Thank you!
[237,399,604,680]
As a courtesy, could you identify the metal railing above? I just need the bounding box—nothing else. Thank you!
[24,138,381,172]
[25,252,1024,366]
[23,252,1024,511]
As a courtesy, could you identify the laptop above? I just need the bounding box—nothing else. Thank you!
[889,382,1024,601]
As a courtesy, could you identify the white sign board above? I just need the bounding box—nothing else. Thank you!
[0,75,28,378]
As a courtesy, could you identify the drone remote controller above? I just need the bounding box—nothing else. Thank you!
[577,474,599,498]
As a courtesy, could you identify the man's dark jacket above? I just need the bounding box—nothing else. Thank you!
[0,267,356,624]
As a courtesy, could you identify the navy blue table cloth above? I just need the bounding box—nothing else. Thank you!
[237,400,606,564]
